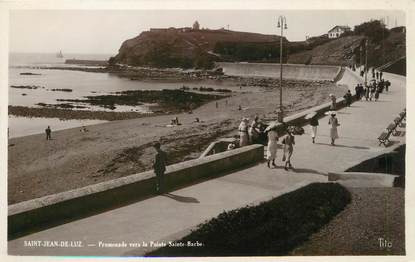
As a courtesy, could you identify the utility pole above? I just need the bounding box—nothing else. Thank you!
[277,16,287,123]
[364,39,368,87]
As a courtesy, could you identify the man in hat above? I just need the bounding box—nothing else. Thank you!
[153,142,167,194]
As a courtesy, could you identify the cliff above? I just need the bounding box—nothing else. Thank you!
[112,28,283,69]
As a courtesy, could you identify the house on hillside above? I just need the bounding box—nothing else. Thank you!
[193,21,200,30]
[328,25,351,38]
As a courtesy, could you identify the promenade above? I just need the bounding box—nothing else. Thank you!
[8,71,406,256]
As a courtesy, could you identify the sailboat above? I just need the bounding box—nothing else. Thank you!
[56,50,64,58]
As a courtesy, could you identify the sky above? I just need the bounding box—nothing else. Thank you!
[9,9,405,55]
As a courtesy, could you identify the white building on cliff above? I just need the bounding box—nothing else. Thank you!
[328,25,351,38]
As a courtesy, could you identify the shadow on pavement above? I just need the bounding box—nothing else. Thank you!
[290,168,327,176]
[163,193,200,203]
[315,142,369,150]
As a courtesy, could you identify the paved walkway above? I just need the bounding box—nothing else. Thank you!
[8,71,406,256]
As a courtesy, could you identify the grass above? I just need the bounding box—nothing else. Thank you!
[146,183,351,257]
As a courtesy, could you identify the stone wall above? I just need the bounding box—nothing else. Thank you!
[8,144,264,238]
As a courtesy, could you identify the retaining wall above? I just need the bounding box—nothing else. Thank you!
[8,144,264,238]
[217,62,341,81]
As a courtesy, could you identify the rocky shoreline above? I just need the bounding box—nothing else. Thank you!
[9,106,151,121]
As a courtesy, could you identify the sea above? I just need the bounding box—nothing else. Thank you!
[8,53,249,138]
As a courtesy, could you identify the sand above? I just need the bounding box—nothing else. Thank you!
[8,81,347,204]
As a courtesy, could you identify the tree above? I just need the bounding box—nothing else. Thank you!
[354,20,389,43]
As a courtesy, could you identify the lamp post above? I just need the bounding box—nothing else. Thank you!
[277,16,287,123]
[364,38,368,88]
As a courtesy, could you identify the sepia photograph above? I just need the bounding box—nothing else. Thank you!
[2,2,409,259]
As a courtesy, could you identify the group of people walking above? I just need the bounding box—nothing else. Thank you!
[355,78,391,102]
[152,68,392,193]
[265,124,296,171]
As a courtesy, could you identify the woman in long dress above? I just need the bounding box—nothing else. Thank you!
[283,131,295,170]
[328,113,340,145]
[266,129,278,168]
[238,118,250,147]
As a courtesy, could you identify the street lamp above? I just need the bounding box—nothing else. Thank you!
[364,38,368,88]
[277,16,287,123]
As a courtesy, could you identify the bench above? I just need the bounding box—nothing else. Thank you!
[378,130,392,147]
[399,111,406,126]
[394,116,401,126]
[386,122,399,136]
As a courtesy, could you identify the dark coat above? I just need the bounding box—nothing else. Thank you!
[153,150,167,175]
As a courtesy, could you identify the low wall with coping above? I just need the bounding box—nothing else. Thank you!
[8,144,264,238]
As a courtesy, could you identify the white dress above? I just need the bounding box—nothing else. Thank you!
[239,121,249,147]
[266,130,278,160]
[329,117,339,139]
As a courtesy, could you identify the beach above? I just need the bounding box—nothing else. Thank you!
[8,80,347,204]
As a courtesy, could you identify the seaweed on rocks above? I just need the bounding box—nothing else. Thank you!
[58,89,229,111]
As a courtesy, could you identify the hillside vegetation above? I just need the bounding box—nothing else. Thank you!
[111,20,405,69]
[288,21,405,68]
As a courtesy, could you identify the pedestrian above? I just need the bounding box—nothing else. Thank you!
[364,85,370,101]
[45,126,52,140]
[369,84,376,101]
[385,80,391,92]
[378,79,384,93]
[328,112,340,146]
[153,142,167,194]
[375,86,380,101]
[215,101,218,109]
[372,68,375,79]
[376,71,379,80]
[380,71,383,80]
[356,84,363,100]
[238,118,250,147]
[343,90,352,107]
[266,128,279,168]
[355,84,360,99]
[329,94,336,110]
[282,130,295,170]
[309,114,319,144]
[249,115,262,144]
[359,84,365,100]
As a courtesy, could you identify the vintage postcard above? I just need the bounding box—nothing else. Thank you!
[0,0,412,261]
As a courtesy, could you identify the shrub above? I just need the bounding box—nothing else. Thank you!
[147,183,351,257]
